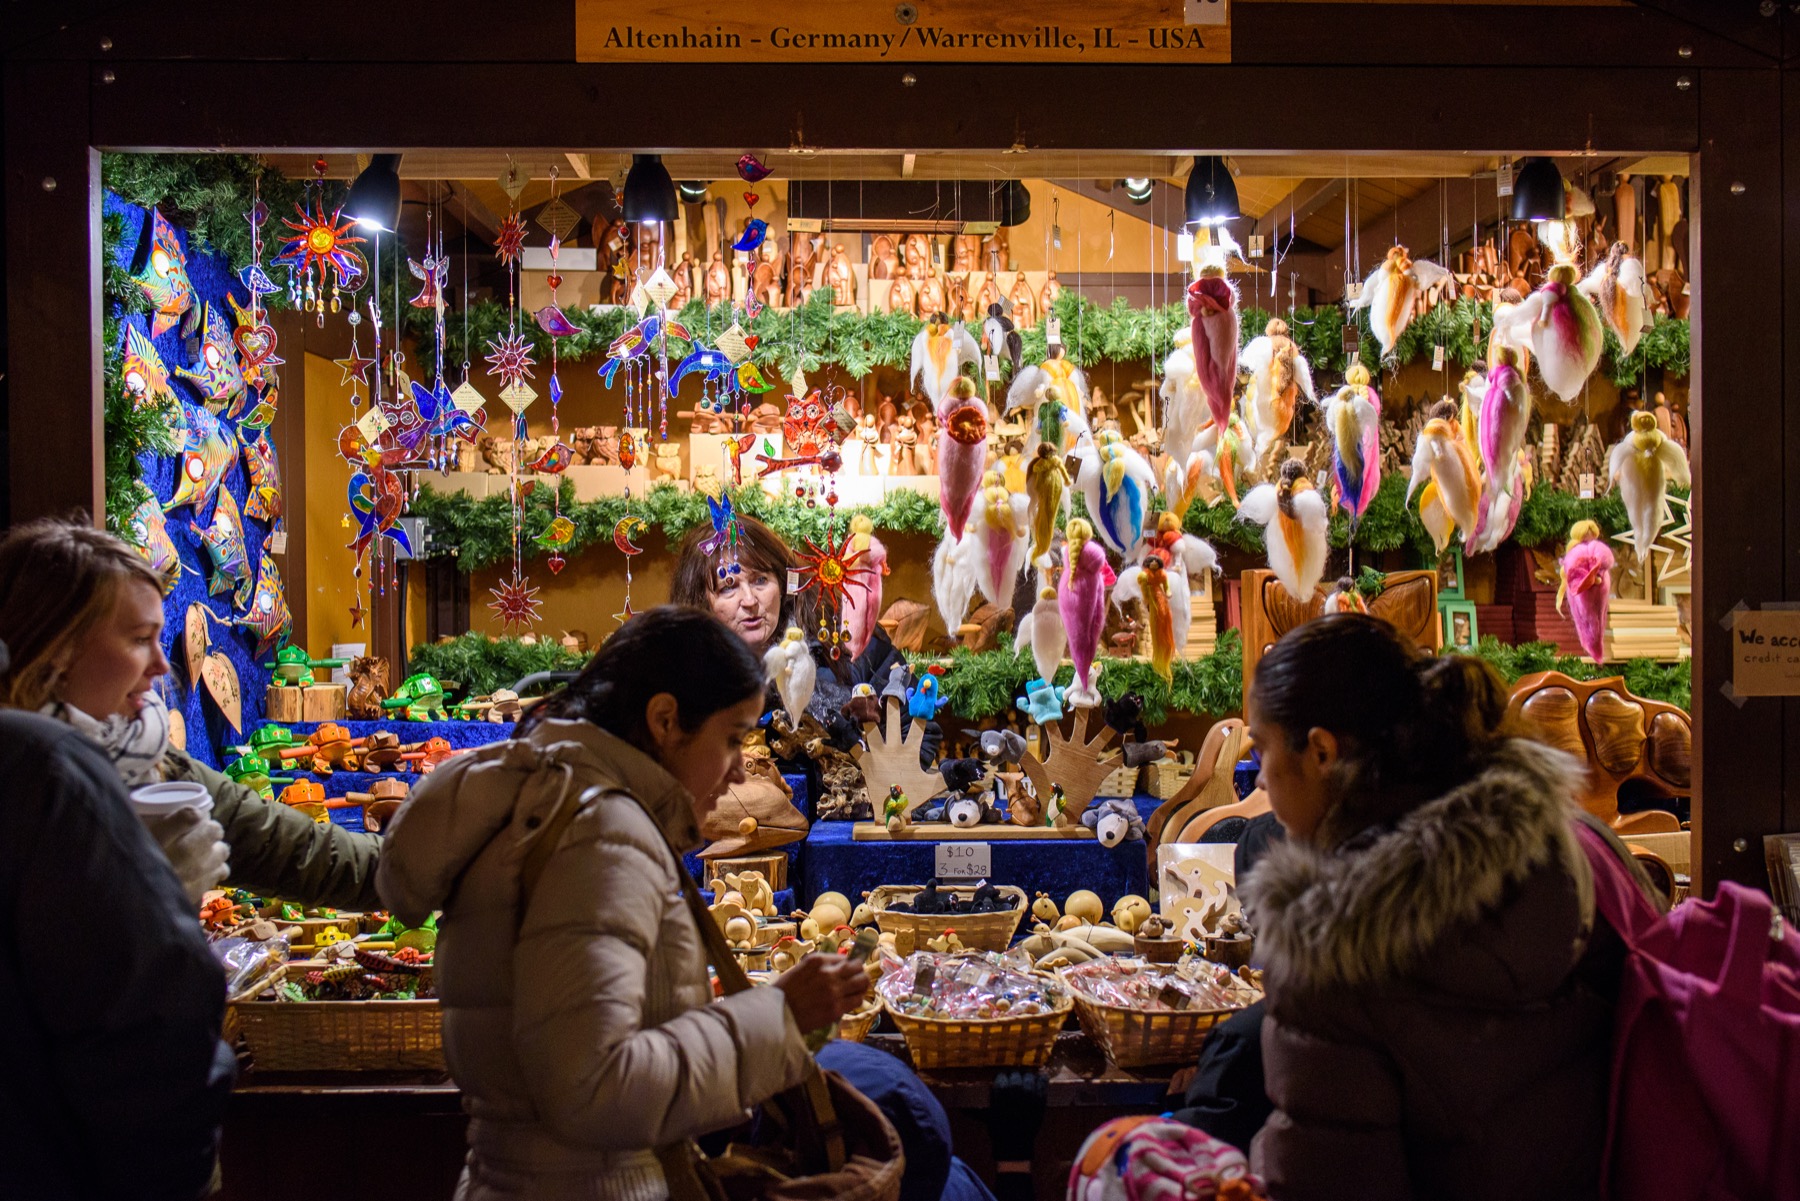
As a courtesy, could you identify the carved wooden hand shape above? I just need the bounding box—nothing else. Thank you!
[1017,707,1124,824]
[851,696,944,820]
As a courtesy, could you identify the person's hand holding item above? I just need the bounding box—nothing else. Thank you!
[773,951,870,1032]
[141,805,231,904]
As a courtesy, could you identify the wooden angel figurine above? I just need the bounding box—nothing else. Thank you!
[918,271,949,323]
[1038,269,1062,315]
[826,245,856,306]
[870,235,899,280]
[786,235,819,306]
[703,252,733,306]
[1008,271,1038,328]
[903,232,934,275]
[670,253,695,308]
[887,272,918,317]
[951,234,980,274]
[892,413,920,475]
[856,413,882,474]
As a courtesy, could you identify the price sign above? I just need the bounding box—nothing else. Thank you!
[1496,160,1515,197]
[1432,344,1446,370]
[1046,316,1063,347]
[984,353,1001,379]
[269,530,289,555]
[935,844,991,880]
[1579,472,1596,499]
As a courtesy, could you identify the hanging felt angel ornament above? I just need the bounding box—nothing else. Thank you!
[1025,441,1072,567]
[1608,410,1692,562]
[1113,554,1177,685]
[763,627,817,727]
[1162,449,1213,519]
[1479,346,1532,498]
[1557,520,1614,663]
[983,301,1024,377]
[910,319,983,410]
[1350,244,1452,356]
[931,527,982,633]
[1579,242,1650,357]
[1058,518,1116,708]
[1185,235,1241,435]
[1490,261,1604,403]
[1072,428,1157,555]
[936,376,990,541]
[1407,400,1484,555]
[1209,414,1253,510]
[841,514,889,662]
[1326,363,1382,531]
[1240,318,1317,468]
[1158,328,1214,466]
[969,470,1030,606]
[1237,459,1329,603]
[1007,353,1090,458]
[1139,510,1219,656]
[1467,450,1534,556]
[1014,570,1068,686]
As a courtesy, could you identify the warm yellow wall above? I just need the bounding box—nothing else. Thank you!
[304,350,364,654]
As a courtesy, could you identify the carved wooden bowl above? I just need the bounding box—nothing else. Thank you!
[1506,670,1690,826]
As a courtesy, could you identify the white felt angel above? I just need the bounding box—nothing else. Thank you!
[1579,242,1651,357]
[1608,410,1691,562]
[1350,245,1452,356]
[910,320,983,410]
[1239,317,1317,468]
[763,627,816,727]
[1236,460,1329,603]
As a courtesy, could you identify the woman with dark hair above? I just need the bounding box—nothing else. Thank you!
[1240,612,1655,1200]
[671,515,935,760]
[378,606,869,1201]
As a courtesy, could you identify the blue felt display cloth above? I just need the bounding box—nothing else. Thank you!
[800,801,1154,915]
[243,718,516,753]
[110,193,284,772]
[682,773,810,886]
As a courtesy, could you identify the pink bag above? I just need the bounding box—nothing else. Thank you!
[1576,824,1800,1200]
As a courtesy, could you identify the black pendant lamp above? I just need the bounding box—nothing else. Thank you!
[624,154,678,224]
[345,154,403,233]
[1510,157,1565,222]
[1122,177,1155,205]
[1184,156,1240,226]
[676,180,709,204]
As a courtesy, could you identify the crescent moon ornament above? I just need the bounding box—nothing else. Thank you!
[613,516,647,556]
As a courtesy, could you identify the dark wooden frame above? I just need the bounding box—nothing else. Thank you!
[4,2,1793,891]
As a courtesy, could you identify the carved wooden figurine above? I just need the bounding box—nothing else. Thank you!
[826,245,856,306]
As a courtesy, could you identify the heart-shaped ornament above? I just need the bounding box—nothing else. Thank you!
[202,651,243,734]
[743,334,760,350]
[743,192,759,209]
[235,325,277,366]
[546,273,563,290]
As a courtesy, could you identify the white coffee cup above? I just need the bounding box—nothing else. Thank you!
[129,780,214,819]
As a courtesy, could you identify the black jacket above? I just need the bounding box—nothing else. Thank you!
[0,711,236,1200]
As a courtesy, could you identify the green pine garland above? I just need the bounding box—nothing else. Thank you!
[405,630,591,696]
[1470,636,1691,711]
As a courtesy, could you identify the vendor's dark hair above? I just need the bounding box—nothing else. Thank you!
[517,606,763,748]
[1252,612,1521,848]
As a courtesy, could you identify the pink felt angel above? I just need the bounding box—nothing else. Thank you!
[1185,236,1240,435]
[1059,518,1117,708]
[1557,520,1614,662]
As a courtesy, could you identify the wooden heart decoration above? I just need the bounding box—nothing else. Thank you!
[743,192,759,208]
[202,651,243,734]
[546,273,563,290]
[234,324,277,366]
[185,603,209,681]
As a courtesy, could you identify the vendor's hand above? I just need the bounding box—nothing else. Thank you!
[773,952,870,1032]
[142,806,231,905]
[917,720,944,771]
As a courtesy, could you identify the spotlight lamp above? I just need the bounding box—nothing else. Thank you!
[624,154,678,225]
[1183,156,1240,227]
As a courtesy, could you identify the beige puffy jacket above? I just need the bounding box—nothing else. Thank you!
[377,719,811,1201]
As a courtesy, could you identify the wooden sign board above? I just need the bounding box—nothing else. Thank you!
[577,0,1230,64]
[1731,609,1800,697]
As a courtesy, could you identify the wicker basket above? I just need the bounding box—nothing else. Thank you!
[869,884,1028,953]
[882,972,1071,1069]
[1065,972,1243,1068]
[230,999,444,1072]
[836,995,884,1044]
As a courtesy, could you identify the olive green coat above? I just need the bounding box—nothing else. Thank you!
[163,746,383,910]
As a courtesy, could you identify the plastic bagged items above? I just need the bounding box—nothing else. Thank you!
[1061,957,1260,1013]
[876,950,1066,1021]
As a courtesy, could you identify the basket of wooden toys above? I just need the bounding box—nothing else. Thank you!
[877,950,1071,1069]
[230,945,443,1072]
[1060,957,1262,1069]
[868,882,1028,953]
[835,993,885,1044]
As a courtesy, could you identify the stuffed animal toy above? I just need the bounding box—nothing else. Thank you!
[1081,797,1146,849]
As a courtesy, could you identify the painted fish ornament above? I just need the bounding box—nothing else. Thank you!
[1014,579,1068,687]
[131,208,195,338]
[1072,428,1156,555]
[1112,554,1176,685]
[174,303,247,411]
[763,628,816,727]
[194,488,252,609]
[911,320,983,409]
[241,434,283,523]
[235,548,292,657]
[842,515,889,661]
[670,346,735,395]
[1558,520,1614,663]
[1237,459,1329,603]
[937,376,989,541]
[1185,235,1241,435]
[1350,245,1452,355]
[1058,519,1115,708]
[1491,261,1604,402]
[970,470,1030,606]
[125,498,181,594]
[1479,347,1531,498]
[121,322,175,410]
[1025,442,1072,567]
[1578,242,1650,357]
[731,218,769,252]
[163,401,236,517]
[1239,318,1316,468]
[1406,402,1482,554]
[1326,363,1382,530]
[1608,410,1691,562]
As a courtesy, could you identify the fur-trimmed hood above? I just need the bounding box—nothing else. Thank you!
[1242,738,1594,997]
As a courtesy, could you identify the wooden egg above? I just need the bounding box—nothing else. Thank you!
[1111,894,1152,934]
[1065,889,1104,925]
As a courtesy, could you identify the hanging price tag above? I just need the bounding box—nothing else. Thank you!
[1247,234,1266,259]
[1177,231,1195,263]
[1051,224,1063,249]
[500,380,538,414]
[355,406,391,444]
[1046,316,1063,346]
[1345,281,1363,302]
[450,380,487,414]
[269,530,289,556]
[984,353,1001,378]
[1432,345,1446,370]
[1496,161,1515,197]
[1579,472,1596,499]
[1342,325,1361,354]
[935,845,991,880]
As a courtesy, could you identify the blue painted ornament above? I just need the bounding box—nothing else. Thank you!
[731,218,769,253]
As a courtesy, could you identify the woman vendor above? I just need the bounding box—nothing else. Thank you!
[669,515,939,767]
